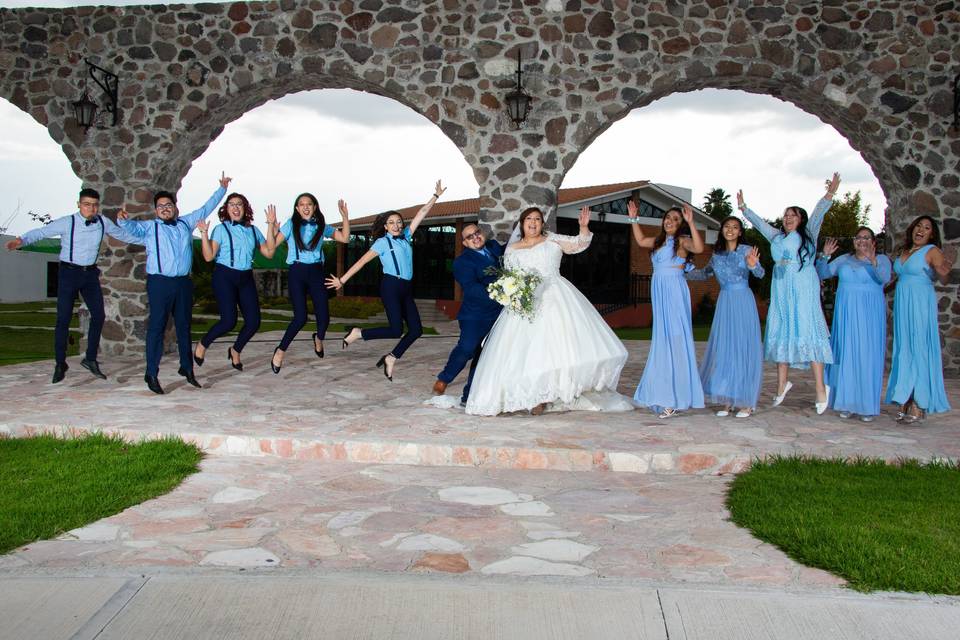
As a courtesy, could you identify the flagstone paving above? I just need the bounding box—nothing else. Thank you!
[0,335,957,475]
[0,456,845,588]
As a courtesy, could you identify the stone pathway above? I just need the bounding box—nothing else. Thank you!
[1,337,957,475]
[0,456,843,589]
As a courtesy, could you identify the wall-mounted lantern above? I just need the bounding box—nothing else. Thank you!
[504,51,533,128]
[71,59,119,131]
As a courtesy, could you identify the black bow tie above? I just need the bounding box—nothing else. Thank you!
[231,221,244,227]
[162,218,178,226]
[84,216,101,226]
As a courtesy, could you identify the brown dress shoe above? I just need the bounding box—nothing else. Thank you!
[432,380,448,395]
[530,402,548,416]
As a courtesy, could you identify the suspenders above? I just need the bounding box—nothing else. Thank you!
[227,225,235,267]
[292,225,321,264]
[68,215,105,264]
[385,235,403,276]
[153,219,189,275]
[224,224,258,268]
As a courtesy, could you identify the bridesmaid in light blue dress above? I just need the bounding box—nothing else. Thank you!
[816,228,891,421]
[629,201,706,418]
[737,173,839,415]
[686,216,765,417]
[886,216,955,423]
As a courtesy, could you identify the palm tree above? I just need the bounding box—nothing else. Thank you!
[702,188,733,222]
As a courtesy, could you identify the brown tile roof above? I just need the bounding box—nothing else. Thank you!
[348,180,651,227]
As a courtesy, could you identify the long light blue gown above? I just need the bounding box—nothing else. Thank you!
[687,245,765,409]
[742,200,833,369]
[885,245,951,414]
[634,237,705,412]
[816,253,891,416]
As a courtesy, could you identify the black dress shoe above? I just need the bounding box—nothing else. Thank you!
[193,344,205,367]
[144,374,164,394]
[80,358,107,379]
[342,326,359,350]
[227,346,243,371]
[177,367,202,388]
[312,333,324,358]
[271,346,282,374]
[375,354,393,382]
[52,361,68,384]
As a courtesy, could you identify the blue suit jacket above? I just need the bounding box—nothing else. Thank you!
[453,239,504,321]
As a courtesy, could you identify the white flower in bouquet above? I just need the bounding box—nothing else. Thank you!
[486,267,541,322]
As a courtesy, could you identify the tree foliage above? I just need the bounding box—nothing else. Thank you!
[702,188,733,222]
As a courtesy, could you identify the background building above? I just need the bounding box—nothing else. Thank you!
[0,234,60,302]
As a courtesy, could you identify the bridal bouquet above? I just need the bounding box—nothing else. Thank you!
[486,266,541,321]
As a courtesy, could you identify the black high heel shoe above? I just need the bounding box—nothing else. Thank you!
[193,344,205,367]
[271,347,282,374]
[342,326,359,350]
[376,354,393,382]
[312,333,324,358]
[228,346,243,372]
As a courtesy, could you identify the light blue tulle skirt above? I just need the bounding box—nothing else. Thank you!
[698,283,763,409]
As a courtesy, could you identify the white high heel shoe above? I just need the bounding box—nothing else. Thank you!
[815,385,830,415]
[772,381,793,407]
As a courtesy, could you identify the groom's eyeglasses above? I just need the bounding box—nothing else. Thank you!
[463,231,483,242]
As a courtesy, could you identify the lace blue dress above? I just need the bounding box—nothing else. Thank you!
[816,254,891,416]
[634,237,705,413]
[742,199,833,369]
[687,245,765,409]
[885,245,950,414]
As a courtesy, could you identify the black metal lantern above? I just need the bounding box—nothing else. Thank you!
[71,59,119,131]
[505,51,533,128]
[71,91,99,130]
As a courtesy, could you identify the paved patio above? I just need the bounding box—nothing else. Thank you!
[1,335,957,476]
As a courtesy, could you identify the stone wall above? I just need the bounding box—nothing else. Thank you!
[0,1,957,371]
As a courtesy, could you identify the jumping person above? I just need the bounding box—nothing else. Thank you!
[327,181,445,381]
[117,172,230,394]
[268,193,350,373]
[5,188,138,383]
[194,194,277,371]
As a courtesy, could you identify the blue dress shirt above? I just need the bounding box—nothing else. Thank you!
[211,222,266,270]
[371,227,414,280]
[19,212,139,266]
[280,219,335,265]
[119,186,226,276]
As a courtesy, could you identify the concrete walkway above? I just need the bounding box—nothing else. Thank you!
[2,573,958,640]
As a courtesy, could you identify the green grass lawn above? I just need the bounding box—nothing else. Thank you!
[0,434,202,555]
[0,311,76,328]
[614,325,712,341]
[726,456,960,594]
[0,328,80,366]
[0,301,57,312]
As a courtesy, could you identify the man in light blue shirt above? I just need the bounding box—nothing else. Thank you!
[5,187,139,383]
[118,172,230,394]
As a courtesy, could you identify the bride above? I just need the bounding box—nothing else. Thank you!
[465,206,634,416]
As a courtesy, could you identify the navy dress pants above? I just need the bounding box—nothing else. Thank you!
[279,262,329,351]
[437,312,499,402]
[361,274,422,358]
[55,263,105,364]
[201,264,261,352]
[146,274,193,377]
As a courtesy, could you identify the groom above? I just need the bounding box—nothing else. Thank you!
[433,223,504,405]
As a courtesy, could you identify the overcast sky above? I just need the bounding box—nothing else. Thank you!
[0,2,887,237]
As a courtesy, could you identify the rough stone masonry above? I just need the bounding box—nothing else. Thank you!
[0,1,957,372]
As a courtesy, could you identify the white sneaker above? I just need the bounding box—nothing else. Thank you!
[859,415,875,423]
[715,409,730,417]
[772,381,793,407]
[735,408,753,418]
[815,385,830,415]
[838,411,852,419]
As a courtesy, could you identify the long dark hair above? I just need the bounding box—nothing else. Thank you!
[217,192,254,225]
[714,215,746,254]
[785,205,815,271]
[371,210,403,241]
[290,192,325,252]
[899,215,942,253]
[517,206,547,239]
[653,207,691,259]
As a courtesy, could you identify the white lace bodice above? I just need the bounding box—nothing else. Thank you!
[504,232,592,278]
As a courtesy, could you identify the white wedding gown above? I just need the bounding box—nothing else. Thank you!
[465,232,633,416]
